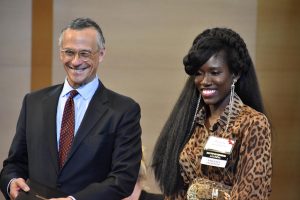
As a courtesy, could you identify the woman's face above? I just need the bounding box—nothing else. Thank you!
[194,53,235,111]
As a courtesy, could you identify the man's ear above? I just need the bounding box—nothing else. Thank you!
[98,48,106,62]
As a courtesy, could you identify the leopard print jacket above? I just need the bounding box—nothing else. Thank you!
[167,94,272,200]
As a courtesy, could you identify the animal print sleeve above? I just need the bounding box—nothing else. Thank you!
[230,114,272,200]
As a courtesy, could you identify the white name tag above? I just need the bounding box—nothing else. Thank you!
[201,136,235,168]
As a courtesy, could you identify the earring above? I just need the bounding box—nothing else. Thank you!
[189,94,201,134]
[230,79,237,101]
[224,79,237,133]
[233,78,237,85]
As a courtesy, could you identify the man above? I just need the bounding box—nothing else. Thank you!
[0,17,142,200]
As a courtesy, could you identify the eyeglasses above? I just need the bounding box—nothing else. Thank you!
[60,49,99,62]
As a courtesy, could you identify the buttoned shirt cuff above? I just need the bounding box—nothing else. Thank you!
[7,178,16,197]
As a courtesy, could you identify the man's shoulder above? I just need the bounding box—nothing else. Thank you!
[25,84,63,100]
[101,86,140,109]
[104,87,134,101]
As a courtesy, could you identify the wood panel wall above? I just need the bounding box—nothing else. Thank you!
[1,1,300,200]
[51,0,258,193]
[256,0,300,199]
[31,0,53,91]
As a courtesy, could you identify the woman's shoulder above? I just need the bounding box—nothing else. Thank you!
[232,94,269,125]
[236,104,271,138]
[240,104,269,123]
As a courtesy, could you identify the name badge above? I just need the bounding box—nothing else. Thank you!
[201,136,235,168]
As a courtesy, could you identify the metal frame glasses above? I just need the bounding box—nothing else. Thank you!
[60,48,99,62]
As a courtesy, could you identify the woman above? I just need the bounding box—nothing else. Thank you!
[152,28,272,200]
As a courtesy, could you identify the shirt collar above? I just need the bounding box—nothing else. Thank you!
[61,76,99,100]
[195,93,244,130]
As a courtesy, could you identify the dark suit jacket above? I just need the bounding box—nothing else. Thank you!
[0,81,142,200]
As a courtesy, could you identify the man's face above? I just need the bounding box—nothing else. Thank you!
[60,28,105,88]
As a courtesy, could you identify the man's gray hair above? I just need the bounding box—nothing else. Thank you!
[58,17,105,49]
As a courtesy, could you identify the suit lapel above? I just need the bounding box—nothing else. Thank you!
[42,85,63,174]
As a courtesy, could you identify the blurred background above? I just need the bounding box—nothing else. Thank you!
[0,0,299,199]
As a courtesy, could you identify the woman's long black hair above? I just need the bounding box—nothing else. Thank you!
[152,27,265,198]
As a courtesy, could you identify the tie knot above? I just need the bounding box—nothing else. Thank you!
[69,90,78,99]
